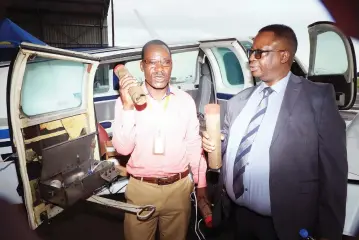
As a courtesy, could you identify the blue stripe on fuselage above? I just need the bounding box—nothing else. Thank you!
[100,121,112,129]
[94,95,119,102]
[0,129,10,140]
[0,93,235,139]
[216,93,235,100]
[94,93,235,103]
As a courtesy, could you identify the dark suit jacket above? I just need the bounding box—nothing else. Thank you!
[215,73,348,240]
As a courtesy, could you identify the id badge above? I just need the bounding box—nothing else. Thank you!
[153,130,165,155]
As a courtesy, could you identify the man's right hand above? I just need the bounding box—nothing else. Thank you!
[202,131,224,153]
[119,74,138,110]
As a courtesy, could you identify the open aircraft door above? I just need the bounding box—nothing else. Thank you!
[307,21,357,109]
[6,43,157,230]
[6,42,102,229]
[308,22,359,237]
[307,22,359,180]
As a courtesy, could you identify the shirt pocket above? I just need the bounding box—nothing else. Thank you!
[165,110,187,141]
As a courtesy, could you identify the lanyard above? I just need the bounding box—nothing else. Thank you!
[161,95,170,112]
[147,94,171,112]
[145,84,171,112]
[147,95,171,135]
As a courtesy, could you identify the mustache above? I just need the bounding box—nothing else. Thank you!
[153,72,165,77]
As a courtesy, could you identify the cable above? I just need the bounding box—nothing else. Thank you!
[191,189,206,240]
[89,195,141,211]
[0,161,14,172]
[115,183,127,193]
[90,160,105,172]
[0,153,17,163]
[189,125,210,240]
[197,218,205,240]
[191,190,202,240]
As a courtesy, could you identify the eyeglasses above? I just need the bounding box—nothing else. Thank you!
[247,49,286,59]
[143,59,172,67]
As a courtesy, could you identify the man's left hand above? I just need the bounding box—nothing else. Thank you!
[196,187,213,228]
[196,187,206,199]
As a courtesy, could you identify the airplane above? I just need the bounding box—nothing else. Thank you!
[1,21,359,238]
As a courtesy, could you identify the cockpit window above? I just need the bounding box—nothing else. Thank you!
[21,57,86,116]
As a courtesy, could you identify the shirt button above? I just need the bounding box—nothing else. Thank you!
[246,162,249,166]
[245,188,248,191]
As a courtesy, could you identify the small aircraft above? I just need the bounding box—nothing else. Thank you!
[1,21,359,238]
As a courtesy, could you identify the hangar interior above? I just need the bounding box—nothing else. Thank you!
[0,0,115,112]
[0,0,112,49]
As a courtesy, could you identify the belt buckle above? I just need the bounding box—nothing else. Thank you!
[157,176,170,185]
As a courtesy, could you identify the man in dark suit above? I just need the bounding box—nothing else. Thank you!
[202,24,348,240]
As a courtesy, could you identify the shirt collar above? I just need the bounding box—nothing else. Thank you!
[142,82,176,100]
[258,71,291,94]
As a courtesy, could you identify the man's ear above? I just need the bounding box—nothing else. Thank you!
[140,60,144,72]
[280,51,290,64]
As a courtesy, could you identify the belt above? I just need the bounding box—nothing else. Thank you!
[131,169,190,185]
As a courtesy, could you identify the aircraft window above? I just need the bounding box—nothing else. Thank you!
[124,50,199,86]
[94,65,110,94]
[312,31,348,75]
[211,47,244,86]
[240,41,253,50]
[21,57,85,116]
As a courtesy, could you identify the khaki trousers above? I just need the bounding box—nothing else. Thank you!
[124,176,194,240]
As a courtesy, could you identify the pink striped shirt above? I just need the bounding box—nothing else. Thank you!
[112,85,207,188]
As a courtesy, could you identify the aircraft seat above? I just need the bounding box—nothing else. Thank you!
[97,123,127,176]
[195,62,214,115]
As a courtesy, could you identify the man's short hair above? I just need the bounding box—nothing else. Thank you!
[258,24,298,54]
[141,39,171,60]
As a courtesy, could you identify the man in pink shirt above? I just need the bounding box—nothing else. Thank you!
[112,40,208,240]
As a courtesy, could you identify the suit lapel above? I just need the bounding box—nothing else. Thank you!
[271,74,303,146]
[230,86,258,128]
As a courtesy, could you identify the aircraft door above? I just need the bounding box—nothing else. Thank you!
[307,21,357,110]
[7,43,100,229]
[199,39,253,128]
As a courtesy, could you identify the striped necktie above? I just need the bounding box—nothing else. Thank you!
[232,86,274,199]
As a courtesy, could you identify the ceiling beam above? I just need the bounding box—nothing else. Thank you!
[35,0,105,6]
[6,7,104,18]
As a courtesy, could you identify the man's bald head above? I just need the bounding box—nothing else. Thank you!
[258,24,298,58]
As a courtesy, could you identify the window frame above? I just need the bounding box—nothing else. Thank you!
[12,49,99,128]
[114,49,200,90]
[93,64,111,95]
[312,31,349,75]
[211,46,245,87]
[20,57,88,118]
[199,39,252,96]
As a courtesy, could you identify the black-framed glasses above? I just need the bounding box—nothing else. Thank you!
[247,49,286,59]
[143,59,172,67]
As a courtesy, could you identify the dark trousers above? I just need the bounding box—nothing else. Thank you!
[234,205,279,240]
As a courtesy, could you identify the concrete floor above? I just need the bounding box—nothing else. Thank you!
[34,193,233,240]
[30,193,358,240]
